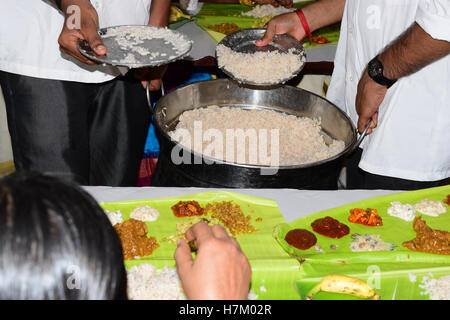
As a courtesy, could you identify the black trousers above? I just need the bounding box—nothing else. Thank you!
[0,71,150,186]
[346,148,446,190]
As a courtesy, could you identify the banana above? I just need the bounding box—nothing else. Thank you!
[169,6,191,23]
[306,274,381,300]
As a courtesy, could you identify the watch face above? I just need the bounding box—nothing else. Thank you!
[368,60,382,78]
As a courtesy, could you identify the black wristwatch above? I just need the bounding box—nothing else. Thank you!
[367,55,397,88]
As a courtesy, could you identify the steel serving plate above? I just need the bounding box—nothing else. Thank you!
[77,25,192,68]
[216,28,306,86]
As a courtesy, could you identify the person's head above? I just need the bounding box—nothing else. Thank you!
[0,171,127,300]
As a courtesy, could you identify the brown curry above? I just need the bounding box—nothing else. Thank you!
[403,217,450,255]
[114,219,159,260]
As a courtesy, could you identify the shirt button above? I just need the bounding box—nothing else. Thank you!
[349,76,354,82]
[348,26,353,34]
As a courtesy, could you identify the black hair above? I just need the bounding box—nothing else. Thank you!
[0,171,127,300]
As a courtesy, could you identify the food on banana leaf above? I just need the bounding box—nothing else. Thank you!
[171,200,205,217]
[311,216,350,239]
[163,216,231,245]
[349,234,395,252]
[207,23,241,35]
[114,219,159,260]
[205,201,258,236]
[252,15,275,28]
[348,208,383,227]
[284,228,317,250]
[306,274,380,300]
[414,199,447,217]
[403,217,450,255]
[444,194,450,206]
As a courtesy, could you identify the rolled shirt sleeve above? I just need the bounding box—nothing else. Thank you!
[416,0,450,41]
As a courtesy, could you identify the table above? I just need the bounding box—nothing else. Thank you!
[84,187,398,222]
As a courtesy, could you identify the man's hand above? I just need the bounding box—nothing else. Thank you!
[355,68,388,134]
[255,0,345,47]
[58,0,105,65]
[134,65,168,91]
[255,12,306,46]
[174,222,252,300]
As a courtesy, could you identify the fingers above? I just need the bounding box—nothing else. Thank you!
[58,4,104,64]
[83,25,106,56]
[210,224,230,239]
[58,29,97,65]
[185,221,214,243]
[255,22,276,47]
[148,79,162,91]
[277,0,293,8]
[174,238,193,275]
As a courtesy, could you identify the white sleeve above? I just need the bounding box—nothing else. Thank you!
[416,0,450,41]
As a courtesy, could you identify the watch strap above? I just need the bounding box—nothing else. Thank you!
[368,56,397,88]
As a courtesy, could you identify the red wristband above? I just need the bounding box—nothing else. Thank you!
[295,8,312,42]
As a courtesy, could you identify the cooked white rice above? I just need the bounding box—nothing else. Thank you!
[419,274,450,300]
[242,4,295,18]
[169,105,345,166]
[216,44,305,84]
[130,205,160,222]
[104,209,123,226]
[103,26,192,65]
[127,263,260,300]
[127,264,187,300]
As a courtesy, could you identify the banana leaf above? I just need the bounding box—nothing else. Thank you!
[101,191,301,300]
[272,185,450,300]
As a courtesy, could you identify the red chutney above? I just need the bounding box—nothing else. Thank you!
[348,208,383,227]
[311,216,350,239]
[171,201,205,217]
[285,229,317,250]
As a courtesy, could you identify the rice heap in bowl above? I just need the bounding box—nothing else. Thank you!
[169,106,345,166]
[216,44,305,85]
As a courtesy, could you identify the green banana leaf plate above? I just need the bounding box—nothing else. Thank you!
[273,185,450,300]
[100,191,301,300]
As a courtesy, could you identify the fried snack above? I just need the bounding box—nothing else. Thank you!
[402,217,450,255]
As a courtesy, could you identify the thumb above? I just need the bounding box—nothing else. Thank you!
[84,27,106,55]
[174,238,193,276]
[255,24,276,47]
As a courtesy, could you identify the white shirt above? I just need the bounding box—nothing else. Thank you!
[0,0,152,83]
[327,0,450,181]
